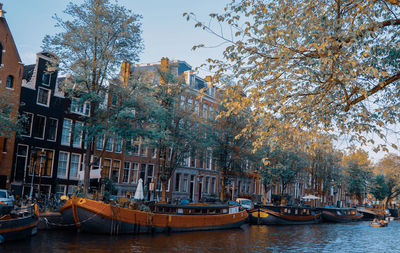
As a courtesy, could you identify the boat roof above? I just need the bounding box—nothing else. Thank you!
[155,204,230,209]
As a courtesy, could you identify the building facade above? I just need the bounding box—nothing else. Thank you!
[11,52,64,197]
[0,4,24,189]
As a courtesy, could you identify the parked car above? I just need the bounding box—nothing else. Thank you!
[0,190,14,215]
[236,198,254,209]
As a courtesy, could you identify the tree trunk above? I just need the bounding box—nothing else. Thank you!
[83,141,92,195]
[161,180,167,203]
[220,174,225,201]
[263,184,268,205]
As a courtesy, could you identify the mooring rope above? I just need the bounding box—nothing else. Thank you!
[40,204,109,227]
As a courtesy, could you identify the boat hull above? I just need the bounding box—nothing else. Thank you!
[60,197,248,234]
[0,214,38,243]
[321,210,363,223]
[248,208,321,225]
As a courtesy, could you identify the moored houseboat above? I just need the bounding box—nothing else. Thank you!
[60,196,248,235]
[318,207,363,222]
[248,205,322,225]
[0,205,39,243]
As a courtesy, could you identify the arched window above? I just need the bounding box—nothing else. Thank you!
[6,75,14,89]
[0,43,3,65]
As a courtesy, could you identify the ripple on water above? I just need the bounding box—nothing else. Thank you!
[1,221,399,252]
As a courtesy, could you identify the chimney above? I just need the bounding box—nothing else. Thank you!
[161,57,169,72]
[0,3,5,18]
[120,61,131,87]
[160,57,169,85]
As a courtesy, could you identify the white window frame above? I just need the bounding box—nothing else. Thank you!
[37,87,51,107]
[57,151,69,179]
[41,72,51,86]
[123,161,130,183]
[61,119,72,146]
[69,153,81,180]
[72,121,83,148]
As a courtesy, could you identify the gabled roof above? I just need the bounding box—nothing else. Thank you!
[22,64,35,81]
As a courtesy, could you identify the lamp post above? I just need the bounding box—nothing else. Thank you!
[29,147,38,201]
[37,149,47,197]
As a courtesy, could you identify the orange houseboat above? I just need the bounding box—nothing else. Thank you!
[248,205,322,225]
[60,197,248,234]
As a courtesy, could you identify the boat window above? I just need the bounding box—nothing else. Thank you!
[177,208,183,214]
[287,209,291,214]
[0,191,6,198]
[295,209,298,215]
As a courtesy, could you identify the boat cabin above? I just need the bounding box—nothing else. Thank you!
[152,204,239,215]
[256,205,319,216]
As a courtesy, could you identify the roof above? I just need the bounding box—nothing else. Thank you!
[22,64,35,82]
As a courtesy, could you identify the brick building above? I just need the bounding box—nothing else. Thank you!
[0,4,23,188]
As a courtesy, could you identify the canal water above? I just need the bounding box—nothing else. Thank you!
[2,221,399,252]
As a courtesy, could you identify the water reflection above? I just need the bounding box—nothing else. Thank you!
[2,221,399,252]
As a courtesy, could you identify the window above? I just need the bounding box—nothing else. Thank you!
[131,163,139,183]
[37,87,51,106]
[151,147,157,158]
[6,75,14,89]
[190,156,195,167]
[33,115,46,139]
[57,152,69,178]
[211,178,216,194]
[133,144,139,156]
[147,164,154,185]
[140,144,147,157]
[183,175,188,192]
[180,95,185,107]
[29,149,53,177]
[61,119,72,145]
[111,160,120,183]
[105,136,113,152]
[21,112,33,136]
[140,164,146,180]
[114,135,122,153]
[175,173,181,192]
[96,134,104,150]
[71,98,90,116]
[72,121,83,148]
[102,158,111,178]
[205,177,209,194]
[123,162,130,183]
[42,72,51,86]
[202,104,207,117]
[55,185,66,196]
[92,156,100,170]
[208,105,213,118]
[68,185,77,195]
[47,118,58,141]
[70,154,80,179]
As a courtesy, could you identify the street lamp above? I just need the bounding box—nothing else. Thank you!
[29,147,38,201]
[37,149,47,197]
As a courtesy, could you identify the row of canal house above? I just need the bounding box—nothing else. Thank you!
[7,53,263,202]
[0,3,262,201]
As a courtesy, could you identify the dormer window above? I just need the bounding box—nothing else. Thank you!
[6,75,14,89]
[42,72,51,86]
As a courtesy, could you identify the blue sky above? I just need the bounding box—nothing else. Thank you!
[1,0,393,162]
[2,0,229,74]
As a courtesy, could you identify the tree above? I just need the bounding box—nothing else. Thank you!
[186,0,400,151]
[141,66,211,202]
[211,88,255,201]
[374,153,400,207]
[43,0,143,194]
[370,175,389,201]
[342,149,372,204]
